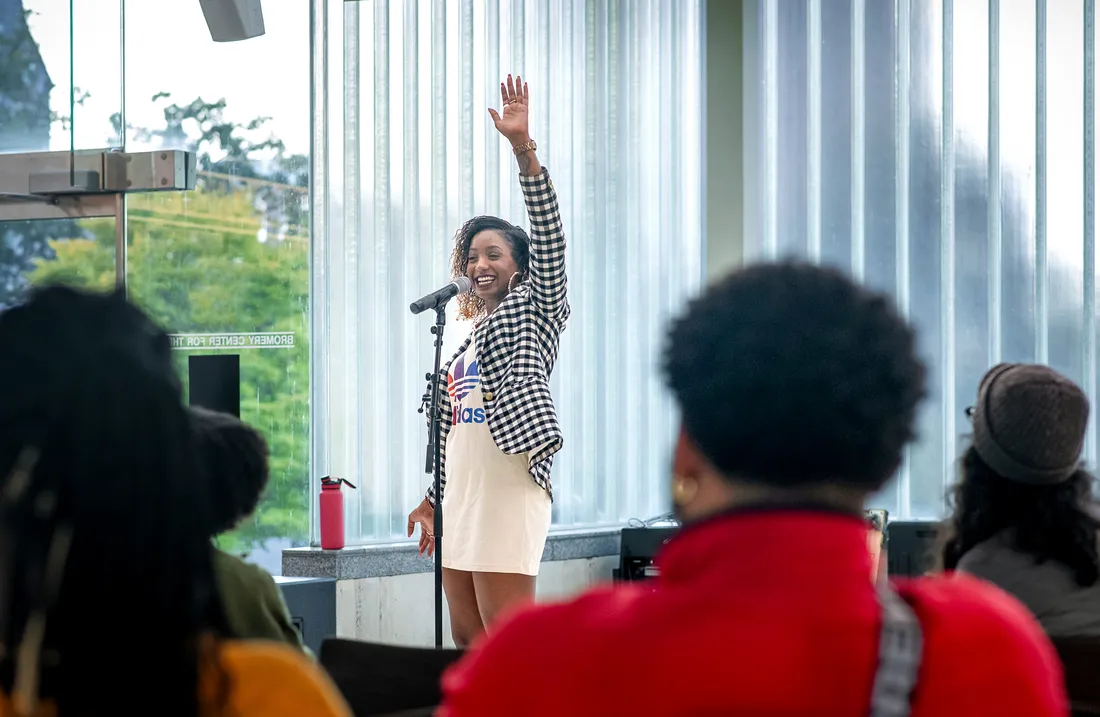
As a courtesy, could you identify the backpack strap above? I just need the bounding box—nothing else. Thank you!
[869,582,923,717]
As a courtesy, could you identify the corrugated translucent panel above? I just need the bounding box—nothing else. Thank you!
[820,0,854,271]
[906,0,946,521]
[1048,1,1086,392]
[952,0,992,501]
[749,0,1100,518]
[1088,0,1097,465]
[1000,0,1040,367]
[312,0,704,543]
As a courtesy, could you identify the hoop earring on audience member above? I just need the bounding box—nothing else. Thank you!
[671,475,698,506]
[508,272,523,292]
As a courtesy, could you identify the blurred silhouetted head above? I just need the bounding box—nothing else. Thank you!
[190,406,270,537]
[663,261,926,520]
[0,285,230,716]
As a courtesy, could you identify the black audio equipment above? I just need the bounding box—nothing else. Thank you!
[614,523,679,582]
[885,520,939,577]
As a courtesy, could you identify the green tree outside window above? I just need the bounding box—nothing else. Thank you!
[28,98,310,556]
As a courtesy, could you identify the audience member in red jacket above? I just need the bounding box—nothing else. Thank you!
[438,262,1068,717]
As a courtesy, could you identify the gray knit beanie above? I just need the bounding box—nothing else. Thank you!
[971,363,1089,485]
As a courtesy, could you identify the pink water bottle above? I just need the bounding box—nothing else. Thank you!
[320,476,356,550]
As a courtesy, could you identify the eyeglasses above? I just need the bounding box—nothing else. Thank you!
[964,406,975,420]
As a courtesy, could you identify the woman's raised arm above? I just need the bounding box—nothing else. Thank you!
[488,75,567,319]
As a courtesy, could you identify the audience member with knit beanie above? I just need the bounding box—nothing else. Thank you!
[938,363,1100,637]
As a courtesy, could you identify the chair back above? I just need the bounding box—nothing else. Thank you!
[1051,636,1100,716]
[319,637,464,717]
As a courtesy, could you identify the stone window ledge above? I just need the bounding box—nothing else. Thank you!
[282,527,622,580]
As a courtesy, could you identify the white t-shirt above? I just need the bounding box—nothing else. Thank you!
[442,329,551,575]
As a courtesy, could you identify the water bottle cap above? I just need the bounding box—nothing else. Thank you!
[321,476,357,490]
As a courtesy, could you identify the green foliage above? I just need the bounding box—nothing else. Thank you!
[132,188,310,554]
[28,187,311,554]
[113,92,308,233]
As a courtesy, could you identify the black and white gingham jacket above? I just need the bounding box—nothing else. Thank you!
[425,168,569,506]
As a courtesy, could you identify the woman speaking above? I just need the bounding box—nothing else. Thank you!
[407,75,569,647]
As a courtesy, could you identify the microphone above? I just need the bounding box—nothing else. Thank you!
[410,276,472,315]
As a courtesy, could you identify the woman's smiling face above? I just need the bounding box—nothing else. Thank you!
[466,229,519,307]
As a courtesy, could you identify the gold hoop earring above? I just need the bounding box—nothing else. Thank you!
[508,272,522,292]
[671,475,698,506]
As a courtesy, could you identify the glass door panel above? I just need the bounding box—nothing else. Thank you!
[127,188,310,571]
[20,0,125,152]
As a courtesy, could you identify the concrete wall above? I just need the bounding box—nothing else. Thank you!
[334,556,617,646]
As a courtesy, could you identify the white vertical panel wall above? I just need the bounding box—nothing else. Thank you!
[746,0,1098,519]
[311,0,704,544]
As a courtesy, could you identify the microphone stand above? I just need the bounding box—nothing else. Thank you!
[422,305,447,648]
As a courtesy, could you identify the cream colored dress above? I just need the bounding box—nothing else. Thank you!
[441,329,552,576]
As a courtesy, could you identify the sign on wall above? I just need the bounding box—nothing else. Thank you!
[169,332,295,350]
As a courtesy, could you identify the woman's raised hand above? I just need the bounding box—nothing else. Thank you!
[488,74,530,145]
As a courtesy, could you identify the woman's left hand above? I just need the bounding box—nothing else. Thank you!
[488,74,530,144]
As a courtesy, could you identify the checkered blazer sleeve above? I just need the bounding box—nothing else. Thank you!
[519,168,568,318]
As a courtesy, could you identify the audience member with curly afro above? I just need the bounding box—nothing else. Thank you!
[438,261,1067,717]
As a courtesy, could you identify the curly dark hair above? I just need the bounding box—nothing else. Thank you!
[662,261,926,491]
[0,285,231,716]
[938,446,1100,586]
[190,407,271,537]
[449,215,531,320]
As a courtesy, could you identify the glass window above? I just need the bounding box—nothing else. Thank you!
[3,2,122,308]
[6,1,310,571]
[23,0,124,152]
[746,0,1097,518]
[118,1,312,572]
[313,0,705,543]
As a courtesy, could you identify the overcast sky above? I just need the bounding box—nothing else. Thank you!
[24,0,310,155]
